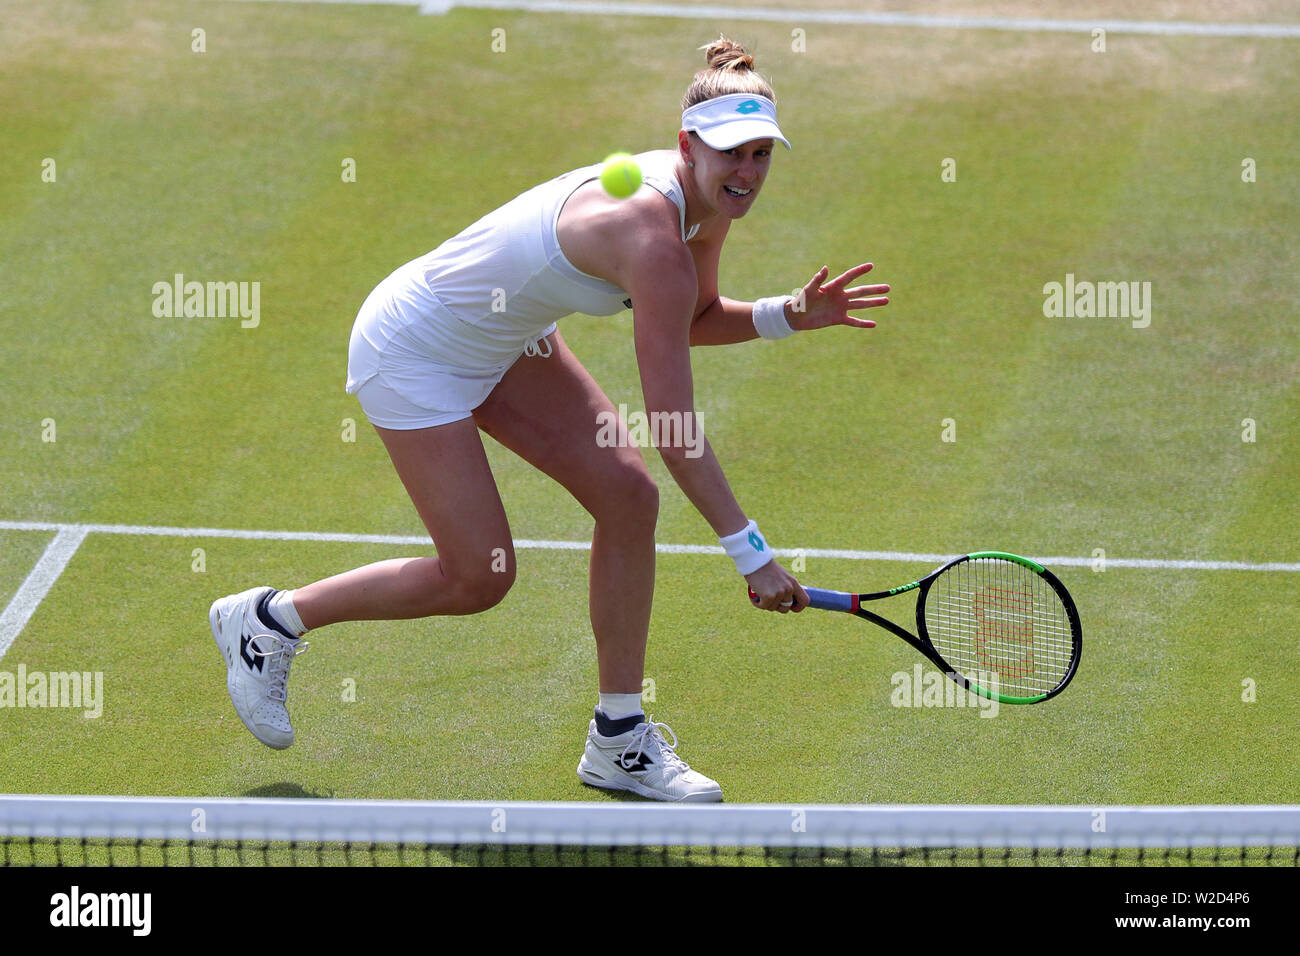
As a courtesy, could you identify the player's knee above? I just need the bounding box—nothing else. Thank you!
[451,562,515,613]
[596,468,659,532]
[461,580,513,613]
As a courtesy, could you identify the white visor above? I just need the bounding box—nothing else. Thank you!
[681,94,791,151]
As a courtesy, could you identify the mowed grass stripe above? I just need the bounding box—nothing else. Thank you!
[0,0,417,525]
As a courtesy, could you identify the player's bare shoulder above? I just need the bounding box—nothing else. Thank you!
[556,159,685,288]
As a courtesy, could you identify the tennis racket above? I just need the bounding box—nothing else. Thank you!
[751,551,1081,704]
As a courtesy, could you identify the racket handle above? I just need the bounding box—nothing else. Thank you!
[802,587,858,612]
[748,586,857,612]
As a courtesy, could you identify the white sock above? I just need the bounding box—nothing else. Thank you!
[267,589,308,638]
[598,693,643,720]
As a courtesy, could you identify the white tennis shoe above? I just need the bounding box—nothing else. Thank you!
[210,586,308,750]
[577,714,723,803]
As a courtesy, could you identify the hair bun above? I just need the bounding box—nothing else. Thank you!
[681,35,774,111]
[701,36,754,72]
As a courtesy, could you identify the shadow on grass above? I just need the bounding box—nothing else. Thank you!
[242,783,334,799]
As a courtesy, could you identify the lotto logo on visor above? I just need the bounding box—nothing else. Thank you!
[681,93,792,151]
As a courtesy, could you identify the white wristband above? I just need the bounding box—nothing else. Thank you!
[719,519,775,576]
[753,295,795,339]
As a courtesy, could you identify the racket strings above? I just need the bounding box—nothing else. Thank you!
[924,558,1076,697]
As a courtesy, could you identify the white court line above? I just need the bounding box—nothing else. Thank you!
[0,518,1293,660]
[1,520,1296,572]
[0,527,89,659]
[221,0,1300,39]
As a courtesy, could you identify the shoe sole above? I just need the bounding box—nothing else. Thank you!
[576,755,723,803]
[210,591,293,751]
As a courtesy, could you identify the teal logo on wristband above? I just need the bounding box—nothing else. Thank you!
[748,531,765,552]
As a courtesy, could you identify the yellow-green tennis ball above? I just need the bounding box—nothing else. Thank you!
[600,153,642,199]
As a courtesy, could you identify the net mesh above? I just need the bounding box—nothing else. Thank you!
[3,798,1295,867]
[924,556,1077,699]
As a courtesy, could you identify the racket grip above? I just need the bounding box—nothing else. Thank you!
[802,587,858,612]
[749,586,857,612]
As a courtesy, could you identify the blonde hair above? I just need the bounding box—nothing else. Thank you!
[681,36,775,111]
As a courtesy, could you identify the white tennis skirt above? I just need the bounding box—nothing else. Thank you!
[346,264,556,430]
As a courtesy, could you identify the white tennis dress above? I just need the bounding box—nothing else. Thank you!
[346,149,700,429]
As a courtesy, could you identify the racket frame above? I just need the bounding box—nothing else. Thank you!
[807,551,1082,705]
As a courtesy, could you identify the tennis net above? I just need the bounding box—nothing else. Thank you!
[2,797,1296,867]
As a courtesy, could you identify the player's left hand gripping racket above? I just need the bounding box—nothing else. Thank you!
[751,551,1081,704]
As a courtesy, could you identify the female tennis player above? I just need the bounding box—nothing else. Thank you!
[210,38,889,802]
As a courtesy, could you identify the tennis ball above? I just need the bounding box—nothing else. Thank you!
[600,153,642,199]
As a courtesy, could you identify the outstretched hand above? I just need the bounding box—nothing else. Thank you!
[787,263,890,332]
